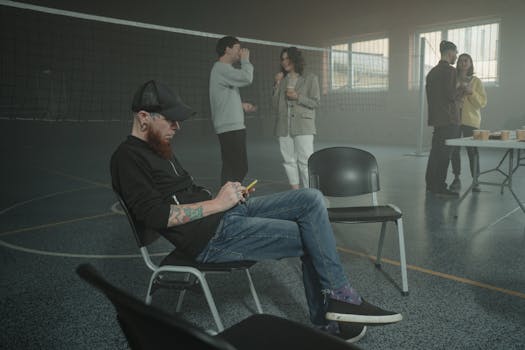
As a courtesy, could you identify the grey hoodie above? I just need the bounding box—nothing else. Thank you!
[209,58,254,134]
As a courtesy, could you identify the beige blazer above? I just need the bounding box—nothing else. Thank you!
[272,73,320,137]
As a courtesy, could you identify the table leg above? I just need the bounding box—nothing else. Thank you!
[506,150,525,213]
[455,150,478,207]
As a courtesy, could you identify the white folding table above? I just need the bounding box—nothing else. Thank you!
[446,133,525,213]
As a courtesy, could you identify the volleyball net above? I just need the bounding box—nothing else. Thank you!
[0,0,389,123]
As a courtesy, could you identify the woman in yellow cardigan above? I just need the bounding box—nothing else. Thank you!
[449,53,487,192]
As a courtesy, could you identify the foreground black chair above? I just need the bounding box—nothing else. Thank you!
[114,191,263,331]
[76,264,361,350]
[308,147,409,295]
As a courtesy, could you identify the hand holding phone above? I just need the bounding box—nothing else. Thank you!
[243,179,258,197]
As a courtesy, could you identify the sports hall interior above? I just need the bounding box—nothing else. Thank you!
[1,0,524,349]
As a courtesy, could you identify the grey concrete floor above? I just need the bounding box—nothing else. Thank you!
[1,125,524,349]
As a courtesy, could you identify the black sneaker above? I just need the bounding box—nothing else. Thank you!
[338,323,367,343]
[472,184,481,192]
[326,299,403,324]
[433,188,459,198]
[449,178,461,191]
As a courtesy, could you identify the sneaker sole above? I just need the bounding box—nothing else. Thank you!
[326,312,403,324]
[345,325,367,343]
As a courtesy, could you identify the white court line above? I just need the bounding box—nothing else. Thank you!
[0,186,98,215]
[471,206,521,235]
[0,239,169,259]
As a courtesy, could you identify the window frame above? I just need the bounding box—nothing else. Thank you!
[329,34,390,92]
[412,18,501,89]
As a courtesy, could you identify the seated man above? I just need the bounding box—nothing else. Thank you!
[111,80,403,343]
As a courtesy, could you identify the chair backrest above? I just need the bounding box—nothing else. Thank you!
[308,147,380,197]
[114,190,161,247]
[76,264,236,350]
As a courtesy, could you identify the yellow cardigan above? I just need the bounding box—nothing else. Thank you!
[461,76,487,128]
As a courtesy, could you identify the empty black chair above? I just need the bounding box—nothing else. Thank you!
[308,147,408,295]
[114,191,263,331]
[76,264,361,350]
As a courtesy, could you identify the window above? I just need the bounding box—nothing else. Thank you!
[419,31,442,80]
[412,20,500,86]
[330,44,349,89]
[330,37,389,90]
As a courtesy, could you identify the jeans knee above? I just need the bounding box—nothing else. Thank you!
[301,188,325,205]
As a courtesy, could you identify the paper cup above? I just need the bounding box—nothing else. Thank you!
[472,129,481,140]
[500,130,510,141]
[479,130,490,141]
[517,129,525,141]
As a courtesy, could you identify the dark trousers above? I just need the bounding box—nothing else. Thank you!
[425,125,461,192]
[450,125,479,178]
[218,129,248,186]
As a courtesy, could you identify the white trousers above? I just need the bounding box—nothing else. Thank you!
[278,134,314,187]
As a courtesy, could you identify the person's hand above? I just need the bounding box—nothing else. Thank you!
[464,86,473,95]
[286,89,298,100]
[242,180,257,199]
[215,181,246,210]
[274,72,284,85]
[242,186,256,199]
[242,102,257,113]
[457,85,468,97]
[240,48,250,61]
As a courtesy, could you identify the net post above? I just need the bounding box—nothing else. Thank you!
[416,37,426,155]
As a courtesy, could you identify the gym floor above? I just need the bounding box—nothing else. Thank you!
[1,122,524,349]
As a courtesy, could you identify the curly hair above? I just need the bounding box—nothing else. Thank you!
[280,46,305,75]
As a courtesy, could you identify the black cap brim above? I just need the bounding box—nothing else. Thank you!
[162,102,196,122]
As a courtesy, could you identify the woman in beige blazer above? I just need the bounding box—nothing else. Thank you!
[273,47,320,189]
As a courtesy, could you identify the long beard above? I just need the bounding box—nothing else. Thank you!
[146,128,173,160]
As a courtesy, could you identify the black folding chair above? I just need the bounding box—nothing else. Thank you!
[76,264,361,350]
[114,191,263,331]
[308,147,409,295]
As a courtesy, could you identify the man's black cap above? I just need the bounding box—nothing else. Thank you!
[131,80,195,122]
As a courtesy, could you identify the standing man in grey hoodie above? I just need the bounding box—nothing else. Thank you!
[210,36,256,185]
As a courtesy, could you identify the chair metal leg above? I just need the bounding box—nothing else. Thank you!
[396,218,409,296]
[245,269,263,314]
[194,272,225,332]
[145,271,160,305]
[175,273,191,312]
[375,222,387,267]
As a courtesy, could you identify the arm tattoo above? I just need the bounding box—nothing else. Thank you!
[169,205,204,226]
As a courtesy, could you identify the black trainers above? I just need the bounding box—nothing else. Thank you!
[326,298,403,324]
[338,323,367,343]
[472,183,481,192]
[449,177,461,191]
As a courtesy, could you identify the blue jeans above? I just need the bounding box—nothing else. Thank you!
[196,188,349,325]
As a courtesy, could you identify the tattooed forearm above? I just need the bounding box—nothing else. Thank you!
[168,204,204,226]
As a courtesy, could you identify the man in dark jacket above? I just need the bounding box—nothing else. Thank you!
[111,80,403,343]
[425,40,463,197]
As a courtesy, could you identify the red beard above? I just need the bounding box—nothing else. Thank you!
[146,128,173,160]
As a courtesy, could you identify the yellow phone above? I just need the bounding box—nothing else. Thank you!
[244,179,258,192]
